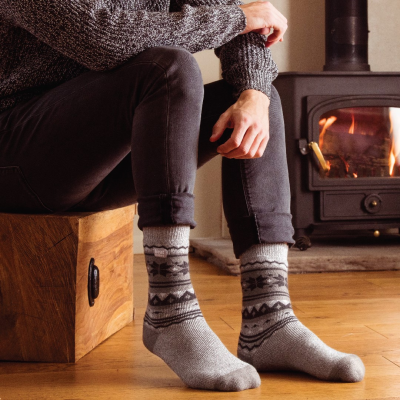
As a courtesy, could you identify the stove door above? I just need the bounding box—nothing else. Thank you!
[307,95,400,190]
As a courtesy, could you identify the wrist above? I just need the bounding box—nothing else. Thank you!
[239,89,271,103]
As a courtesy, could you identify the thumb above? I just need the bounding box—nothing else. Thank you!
[210,112,231,142]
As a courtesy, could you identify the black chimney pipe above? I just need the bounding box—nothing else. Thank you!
[324,0,370,71]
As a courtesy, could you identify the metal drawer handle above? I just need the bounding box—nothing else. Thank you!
[88,258,100,307]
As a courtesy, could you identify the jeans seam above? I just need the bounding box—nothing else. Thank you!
[4,166,54,212]
[164,65,171,208]
[239,160,253,214]
[149,63,172,222]
[239,160,261,242]
[18,166,54,212]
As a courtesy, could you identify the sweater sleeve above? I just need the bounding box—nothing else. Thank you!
[172,0,279,99]
[214,32,279,100]
[0,0,246,71]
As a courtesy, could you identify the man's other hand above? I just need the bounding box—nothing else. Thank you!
[239,1,287,47]
[209,89,270,159]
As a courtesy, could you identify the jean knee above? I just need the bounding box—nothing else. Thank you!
[167,47,204,103]
[143,46,204,100]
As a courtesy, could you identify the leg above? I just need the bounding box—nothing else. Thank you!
[238,243,365,382]
[0,49,176,213]
[197,82,295,257]
[0,45,201,221]
[217,86,364,382]
[196,81,364,382]
[136,50,259,391]
[0,48,259,391]
[221,85,295,258]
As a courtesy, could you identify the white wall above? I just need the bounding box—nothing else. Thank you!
[134,0,400,253]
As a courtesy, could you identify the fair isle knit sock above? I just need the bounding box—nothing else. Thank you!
[237,243,365,382]
[142,225,260,391]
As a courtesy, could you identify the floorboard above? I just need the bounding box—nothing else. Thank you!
[0,254,399,399]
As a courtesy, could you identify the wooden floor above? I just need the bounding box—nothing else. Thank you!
[1,254,399,399]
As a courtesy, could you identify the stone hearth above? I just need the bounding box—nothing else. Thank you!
[189,232,400,275]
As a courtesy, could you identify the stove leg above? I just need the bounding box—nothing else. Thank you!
[293,228,312,251]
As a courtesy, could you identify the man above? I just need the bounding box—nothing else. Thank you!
[0,0,364,391]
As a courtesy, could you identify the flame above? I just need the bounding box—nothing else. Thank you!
[389,149,396,176]
[319,116,337,148]
[340,157,349,173]
[353,172,358,178]
[326,160,331,171]
[389,109,399,177]
[349,113,355,134]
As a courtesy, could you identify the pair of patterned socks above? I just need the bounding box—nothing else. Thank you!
[142,225,365,391]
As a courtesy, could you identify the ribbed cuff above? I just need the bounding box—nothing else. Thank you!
[143,225,190,246]
[239,243,288,266]
[216,30,279,100]
[226,68,275,99]
[143,225,190,256]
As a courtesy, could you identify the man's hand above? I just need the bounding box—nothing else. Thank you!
[209,89,270,159]
[239,1,287,47]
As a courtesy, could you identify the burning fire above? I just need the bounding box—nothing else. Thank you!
[389,150,396,176]
[319,107,400,178]
[348,113,355,134]
[389,109,400,176]
[340,156,350,173]
[319,116,337,148]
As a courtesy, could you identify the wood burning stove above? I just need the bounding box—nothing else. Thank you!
[273,0,400,249]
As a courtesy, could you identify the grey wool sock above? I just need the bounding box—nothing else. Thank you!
[237,243,365,383]
[142,225,260,391]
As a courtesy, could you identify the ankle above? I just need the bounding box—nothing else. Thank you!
[143,224,190,257]
[239,243,288,266]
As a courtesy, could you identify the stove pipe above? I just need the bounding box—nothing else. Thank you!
[324,0,370,71]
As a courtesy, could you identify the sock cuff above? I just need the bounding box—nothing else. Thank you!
[143,225,190,256]
[239,243,288,267]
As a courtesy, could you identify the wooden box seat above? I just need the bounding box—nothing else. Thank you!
[0,205,135,363]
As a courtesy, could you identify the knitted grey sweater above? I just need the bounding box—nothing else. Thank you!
[0,0,278,115]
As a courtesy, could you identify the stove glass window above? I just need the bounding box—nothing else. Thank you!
[319,106,400,178]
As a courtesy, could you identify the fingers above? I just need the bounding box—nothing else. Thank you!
[239,1,288,44]
[220,126,259,158]
[265,7,287,45]
[255,27,271,35]
[265,29,284,47]
[216,120,248,153]
[220,124,270,159]
[214,90,270,159]
[234,130,264,159]
[210,112,231,142]
[234,134,269,159]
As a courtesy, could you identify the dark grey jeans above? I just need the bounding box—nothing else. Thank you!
[0,46,294,258]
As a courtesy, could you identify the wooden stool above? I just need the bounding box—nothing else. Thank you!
[0,205,135,363]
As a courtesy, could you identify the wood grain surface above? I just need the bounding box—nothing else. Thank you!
[0,205,135,363]
[75,207,135,361]
[0,253,399,399]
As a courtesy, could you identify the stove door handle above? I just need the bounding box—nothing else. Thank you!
[308,142,330,172]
